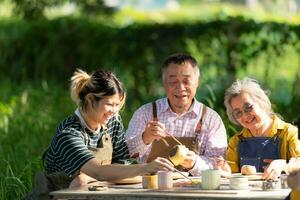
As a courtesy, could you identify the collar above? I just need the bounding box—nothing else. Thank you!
[160,97,199,117]
[75,108,101,134]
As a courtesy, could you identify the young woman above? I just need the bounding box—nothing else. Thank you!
[31,69,173,199]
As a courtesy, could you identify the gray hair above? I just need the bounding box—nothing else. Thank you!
[224,77,272,125]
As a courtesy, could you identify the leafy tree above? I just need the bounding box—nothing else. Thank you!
[70,0,115,16]
[10,0,115,20]
[12,0,61,20]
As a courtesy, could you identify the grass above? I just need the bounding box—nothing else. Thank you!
[0,80,75,199]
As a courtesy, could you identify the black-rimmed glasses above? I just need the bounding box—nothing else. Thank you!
[232,103,254,119]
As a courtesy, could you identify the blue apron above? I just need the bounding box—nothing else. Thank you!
[238,130,282,172]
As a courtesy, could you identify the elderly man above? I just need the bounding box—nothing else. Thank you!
[125,53,227,176]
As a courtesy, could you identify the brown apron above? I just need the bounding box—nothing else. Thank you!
[146,102,207,170]
[83,131,113,165]
[27,126,113,200]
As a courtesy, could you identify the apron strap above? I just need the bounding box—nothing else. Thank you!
[194,105,207,154]
[238,133,245,142]
[272,129,282,144]
[195,105,207,135]
[238,129,282,142]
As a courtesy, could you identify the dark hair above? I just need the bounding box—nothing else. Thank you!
[162,53,200,81]
[163,53,198,69]
[70,69,125,111]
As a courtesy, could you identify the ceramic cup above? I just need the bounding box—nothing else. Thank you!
[229,176,248,190]
[142,175,158,189]
[262,179,281,191]
[201,169,221,190]
[157,171,173,190]
[169,145,188,166]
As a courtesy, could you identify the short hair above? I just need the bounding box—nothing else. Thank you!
[162,53,200,82]
[224,77,272,125]
[70,69,126,112]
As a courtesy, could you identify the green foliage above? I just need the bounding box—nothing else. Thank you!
[8,0,115,20]
[1,17,300,198]
[70,0,115,16]
[12,0,62,20]
[1,16,300,122]
[0,80,75,199]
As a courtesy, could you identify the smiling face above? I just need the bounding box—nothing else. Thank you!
[86,94,121,129]
[163,62,199,114]
[230,92,271,134]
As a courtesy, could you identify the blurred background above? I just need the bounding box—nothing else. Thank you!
[1,0,300,198]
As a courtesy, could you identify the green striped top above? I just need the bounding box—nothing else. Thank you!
[44,111,130,177]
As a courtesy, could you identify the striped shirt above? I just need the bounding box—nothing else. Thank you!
[125,98,227,176]
[44,110,130,177]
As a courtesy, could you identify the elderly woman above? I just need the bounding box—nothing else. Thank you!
[217,77,300,180]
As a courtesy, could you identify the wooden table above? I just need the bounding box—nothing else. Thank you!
[50,178,291,200]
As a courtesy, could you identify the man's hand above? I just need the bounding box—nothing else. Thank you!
[142,121,167,145]
[213,156,231,178]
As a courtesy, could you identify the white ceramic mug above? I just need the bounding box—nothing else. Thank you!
[157,171,173,190]
[201,169,220,190]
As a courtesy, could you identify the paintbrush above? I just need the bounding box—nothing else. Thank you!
[164,131,182,145]
[161,138,169,147]
[173,168,193,182]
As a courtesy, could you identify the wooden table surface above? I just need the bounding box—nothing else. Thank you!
[50,179,291,200]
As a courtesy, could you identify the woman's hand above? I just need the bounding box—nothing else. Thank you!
[262,159,287,180]
[145,157,174,174]
[213,156,231,178]
[69,172,97,188]
[286,157,300,175]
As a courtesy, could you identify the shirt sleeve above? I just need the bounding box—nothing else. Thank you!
[226,134,240,173]
[56,128,94,176]
[110,115,130,163]
[286,124,300,158]
[125,104,152,158]
[291,190,300,200]
[189,110,228,176]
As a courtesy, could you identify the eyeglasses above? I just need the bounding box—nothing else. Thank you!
[232,103,254,119]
